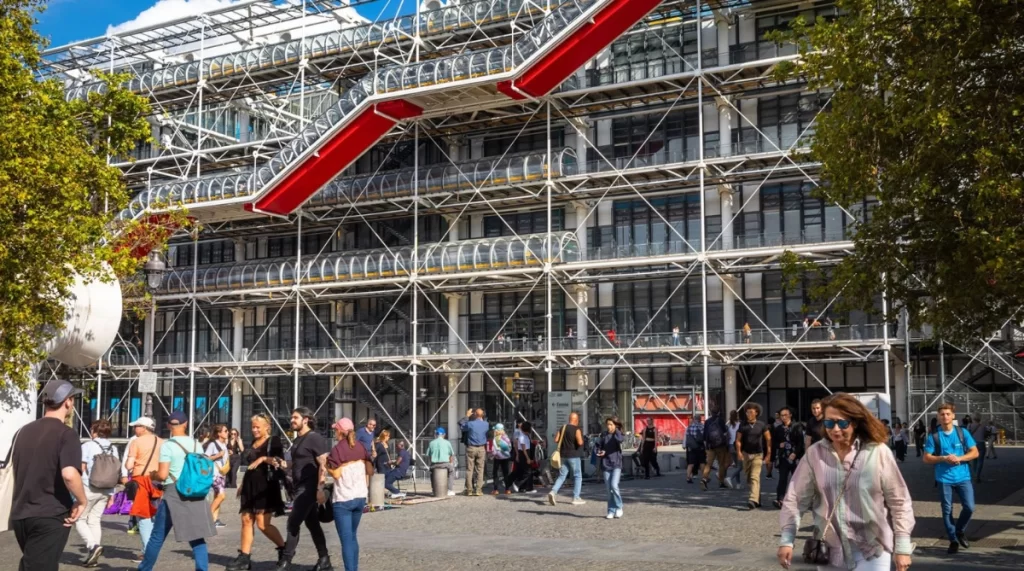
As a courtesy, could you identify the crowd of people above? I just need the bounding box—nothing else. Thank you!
[3,378,999,571]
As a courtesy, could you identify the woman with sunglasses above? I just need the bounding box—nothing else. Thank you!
[777,393,915,571]
[226,428,245,489]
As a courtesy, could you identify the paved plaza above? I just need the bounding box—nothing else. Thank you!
[2,448,1022,570]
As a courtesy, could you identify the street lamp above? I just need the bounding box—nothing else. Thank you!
[142,251,167,417]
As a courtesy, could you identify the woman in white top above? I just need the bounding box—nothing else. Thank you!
[203,424,230,527]
[327,418,373,571]
[78,419,120,567]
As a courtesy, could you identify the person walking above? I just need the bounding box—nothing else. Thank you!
[327,418,374,571]
[202,425,230,528]
[384,441,411,499]
[985,420,998,459]
[505,421,536,493]
[770,407,804,509]
[736,403,771,509]
[137,411,217,571]
[727,410,742,487]
[968,416,987,482]
[912,421,926,458]
[277,407,332,571]
[777,393,914,571]
[804,399,824,451]
[684,415,705,484]
[548,411,586,506]
[638,417,662,479]
[460,408,489,496]
[595,417,625,519]
[923,402,979,555]
[356,418,377,460]
[701,407,733,490]
[125,416,162,559]
[8,380,87,571]
[226,414,287,570]
[226,428,244,489]
[892,422,908,462]
[487,424,513,495]
[76,419,121,567]
[427,427,457,497]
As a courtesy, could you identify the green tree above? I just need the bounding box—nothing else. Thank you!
[0,0,154,388]
[777,0,1024,344]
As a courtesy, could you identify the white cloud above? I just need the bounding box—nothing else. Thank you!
[107,0,246,35]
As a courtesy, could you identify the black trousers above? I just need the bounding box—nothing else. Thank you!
[281,486,328,560]
[12,514,72,571]
[226,454,241,488]
[505,451,533,491]
[492,459,510,491]
[776,459,797,501]
[640,445,661,477]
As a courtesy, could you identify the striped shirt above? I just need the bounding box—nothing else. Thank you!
[779,439,915,569]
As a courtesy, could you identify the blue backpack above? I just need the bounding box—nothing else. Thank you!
[168,440,215,499]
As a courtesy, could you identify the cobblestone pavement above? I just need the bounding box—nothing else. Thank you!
[1,449,1022,570]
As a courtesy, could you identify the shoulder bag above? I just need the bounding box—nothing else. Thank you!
[124,435,158,500]
[549,425,568,470]
[803,447,862,565]
[0,430,22,533]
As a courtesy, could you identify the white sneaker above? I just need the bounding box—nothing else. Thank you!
[527,489,538,494]
[546,492,556,506]
[614,508,623,518]
[512,483,519,493]
[392,492,407,499]
[723,479,734,489]
[447,490,456,496]
[571,498,586,506]
[606,512,615,519]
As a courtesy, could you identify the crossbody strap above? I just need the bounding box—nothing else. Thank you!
[820,446,863,540]
[2,429,22,468]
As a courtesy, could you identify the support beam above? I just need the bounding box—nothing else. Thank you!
[721,273,736,344]
[724,366,737,415]
[718,184,734,250]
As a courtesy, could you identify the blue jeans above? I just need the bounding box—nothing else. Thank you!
[384,470,402,494]
[940,481,975,541]
[138,516,154,551]
[603,468,622,514]
[551,457,582,499]
[332,499,366,571]
[138,500,208,571]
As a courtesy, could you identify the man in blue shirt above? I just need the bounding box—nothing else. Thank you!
[459,408,490,496]
[923,402,979,555]
[356,418,377,460]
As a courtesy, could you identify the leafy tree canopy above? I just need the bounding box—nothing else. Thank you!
[779,0,1024,344]
[0,0,154,388]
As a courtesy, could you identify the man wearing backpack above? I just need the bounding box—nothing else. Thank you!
[923,402,979,555]
[700,406,733,490]
[138,411,217,571]
[75,419,121,567]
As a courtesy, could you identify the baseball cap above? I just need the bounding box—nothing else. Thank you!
[332,418,354,432]
[493,423,504,432]
[167,411,188,425]
[435,427,446,436]
[41,379,83,404]
[129,417,156,430]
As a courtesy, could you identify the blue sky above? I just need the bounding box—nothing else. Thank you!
[35,0,410,48]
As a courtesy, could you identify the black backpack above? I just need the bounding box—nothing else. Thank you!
[931,426,967,456]
[703,415,728,449]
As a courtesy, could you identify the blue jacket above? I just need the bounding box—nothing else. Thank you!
[596,430,624,471]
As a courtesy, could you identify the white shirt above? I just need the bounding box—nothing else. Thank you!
[205,441,229,469]
[727,422,740,446]
[517,432,531,452]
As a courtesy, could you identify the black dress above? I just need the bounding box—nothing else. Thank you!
[239,436,286,516]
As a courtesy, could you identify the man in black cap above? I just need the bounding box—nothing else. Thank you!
[9,379,88,571]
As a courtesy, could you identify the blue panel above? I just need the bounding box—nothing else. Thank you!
[130,397,141,421]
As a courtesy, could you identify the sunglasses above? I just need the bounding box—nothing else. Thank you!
[823,419,851,430]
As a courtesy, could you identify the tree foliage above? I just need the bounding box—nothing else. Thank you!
[0,0,155,388]
[778,0,1024,344]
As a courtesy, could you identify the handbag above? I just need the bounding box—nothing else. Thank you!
[549,425,567,470]
[802,447,862,565]
[0,430,22,533]
[125,435,159,499]
[317,484,335,523]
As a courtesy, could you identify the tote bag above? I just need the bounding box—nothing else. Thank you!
[0,430,22,533]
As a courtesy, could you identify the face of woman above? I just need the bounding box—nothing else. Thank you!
[605,420,616,433]
[251,420,264,439]
[824,406,856,445]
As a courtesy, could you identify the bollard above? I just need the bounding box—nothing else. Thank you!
[431,465,449,498]
[368,473,386,507]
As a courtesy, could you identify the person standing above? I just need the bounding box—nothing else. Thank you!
[892,422,908,462]
[277,407,332,571]
[777,393,915,571]
[684,415,705,484]
[426,427,457,497]
[8,380,87,571]
[487,424,513,495]
[125,416,162,558]
[548,412,586,506]
[770,407,804,509]
[968,416,987,482]
[372,429,392,479]
[355,418,377,460]
[384,441,411,499]
[226,414,287,571]
[923,402,979,555]
[736,403,771,510]
[638,417,661,479]
[804,399,824,451]
[226,428,244,489]
[727,410,742,487]
[76,419,120,567]
[460,408,489,496]
[327,418,373,571]
[671,325,680,346]
[202,425,229,528]
[913,421,927,458]
[137,411,217,571]
[701,407,733,490]
[595,417,624,519]
[985,420,998,459]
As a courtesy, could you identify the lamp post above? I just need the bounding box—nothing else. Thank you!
[143,251,167,417]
